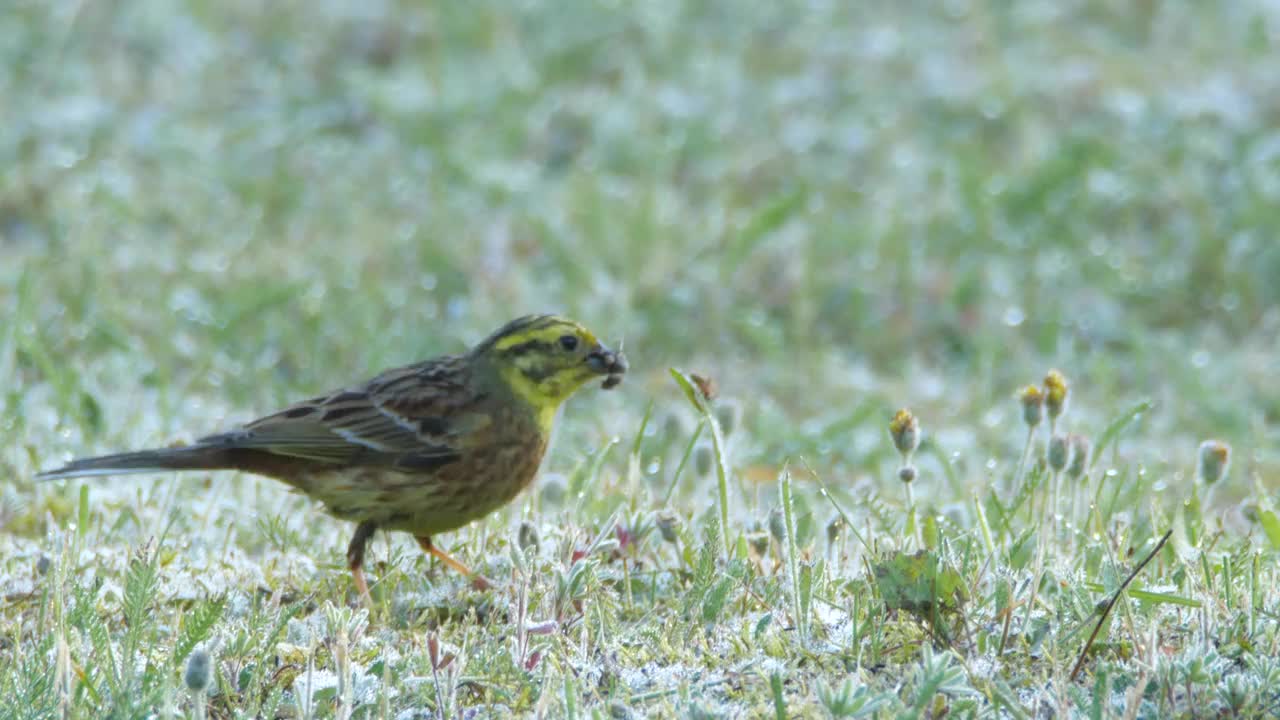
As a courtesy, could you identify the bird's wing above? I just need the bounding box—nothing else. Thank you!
[198,356,487,470]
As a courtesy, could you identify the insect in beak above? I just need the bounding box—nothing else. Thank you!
[586,343,627,389]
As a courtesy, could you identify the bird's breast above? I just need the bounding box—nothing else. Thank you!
[302,434,550,537]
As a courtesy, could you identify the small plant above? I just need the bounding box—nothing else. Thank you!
[889,408,922,545]
[1197,440,1231,487]
[872,550,966,645]
[1015,384,1045,491]
[815,677,894,718]
[184,648,213,720]
[1043,369,1069,435]
[1041,371,1072,535]
[907,645,977,717]
[671,368,734,562]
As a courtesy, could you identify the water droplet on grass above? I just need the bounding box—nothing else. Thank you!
[1002,306,1025,327]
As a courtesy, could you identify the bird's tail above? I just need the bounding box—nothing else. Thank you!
[36,446,225,481]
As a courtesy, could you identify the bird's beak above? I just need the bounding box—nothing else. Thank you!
[586,344,628,389]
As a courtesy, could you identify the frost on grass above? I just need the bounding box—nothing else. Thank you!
[290,667,383,714]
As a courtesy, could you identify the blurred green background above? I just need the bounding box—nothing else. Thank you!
[4,1,1280,716]
[5,0,1277,477]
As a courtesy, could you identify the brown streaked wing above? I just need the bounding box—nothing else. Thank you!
[369,355,494,450]
[195,356,476,467]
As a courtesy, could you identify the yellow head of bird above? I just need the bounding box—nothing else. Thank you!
[476,315,627,410]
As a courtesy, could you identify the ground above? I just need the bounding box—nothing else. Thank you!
[3,0,1280,718]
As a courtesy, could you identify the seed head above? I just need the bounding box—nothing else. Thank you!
[517,521,539,551]
[660,412,685,440]
[888,409,921,459]
[540,474,567,506]
[1066,434,1090,480]
[655,511,680,544]
[768,507,786,544]
[1043,370,1069,421]
[694,443,714,477]
[1019,385,1044,428]
[898,465,917,484]
[1197,440,1231,486]
[184,648,213,693]
[715,399,740,437]
[1048,435,1068,472]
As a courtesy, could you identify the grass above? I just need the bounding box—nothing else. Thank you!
[3,0,1280,717]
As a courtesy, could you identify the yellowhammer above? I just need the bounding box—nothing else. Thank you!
[38,314,627,602]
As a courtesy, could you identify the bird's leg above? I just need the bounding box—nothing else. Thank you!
[415,536,493,590]
[347,521,378,606]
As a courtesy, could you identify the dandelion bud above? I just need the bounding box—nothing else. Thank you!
[768,507,786,544]
[1043,370,1069,421]
[898,465,917,484]
[517,521,539,551]
[694,444,714,477]
[715,400,740,438]
[655,511,680,544]
[540,474,567,506]
[184,648,213,693]
[661,412,685,440]
[1067,435,1090,480]
[888,409,921,459]
[1019,385,1044,428]
[1048,435,1068,472]
[1197,440,1231,486]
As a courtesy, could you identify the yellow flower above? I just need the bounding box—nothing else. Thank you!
[1044,369,1069,421]
[889,408,921,458]
[1018,385,1045,428]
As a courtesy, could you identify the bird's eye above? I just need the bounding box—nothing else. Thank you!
[558,334,579,351]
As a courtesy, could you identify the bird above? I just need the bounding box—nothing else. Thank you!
[37,314,628,602]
